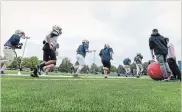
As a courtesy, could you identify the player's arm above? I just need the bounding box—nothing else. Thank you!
[149,38,155,60]
[84,43,92,53]
[150,50,155,60]
[110,48,113,60]
[21,33,26,39]
[139,58,142,62]
[110,52,113,60]
[46,35,53,49]
[99,50,102,57]
[170,44,176,59]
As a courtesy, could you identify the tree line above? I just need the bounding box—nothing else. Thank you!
[4,56,149,75]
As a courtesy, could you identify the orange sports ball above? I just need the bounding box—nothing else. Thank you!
[147,62,163,80]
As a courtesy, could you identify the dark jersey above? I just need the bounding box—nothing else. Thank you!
[123,58,131,65]
[4,34,21,48]
[149,33,168,55]
[99,48,113,61]
[77,43,89,58]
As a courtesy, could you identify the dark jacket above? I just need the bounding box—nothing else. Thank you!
[149,33,168,55]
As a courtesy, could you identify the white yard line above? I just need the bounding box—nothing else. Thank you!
[2,74,148,79]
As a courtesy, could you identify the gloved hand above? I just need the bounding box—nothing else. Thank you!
[152,55,155,60]
[15,43,23,49]
[19,43,23,46]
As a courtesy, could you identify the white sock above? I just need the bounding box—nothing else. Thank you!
[1,64,6,71]
[76,65,84,74]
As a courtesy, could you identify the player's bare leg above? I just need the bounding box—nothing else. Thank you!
[37,60,56,74]
[43,64,55,75]
[103,67,109,78]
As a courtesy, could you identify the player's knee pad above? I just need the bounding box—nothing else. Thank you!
[103,67,109,71]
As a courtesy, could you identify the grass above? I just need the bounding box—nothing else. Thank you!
[1,75,181,112]
[5,70,100,76]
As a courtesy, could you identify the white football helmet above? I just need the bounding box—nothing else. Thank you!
[52,25,62,35]
[82,39,89,43]
[15,30,24,35]
[137,53,141,56]
[15,30,25,38]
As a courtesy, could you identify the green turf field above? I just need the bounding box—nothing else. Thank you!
[4,70,100,76]
[1,75,181,112]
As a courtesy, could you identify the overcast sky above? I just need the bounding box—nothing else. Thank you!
[1,1,181,67]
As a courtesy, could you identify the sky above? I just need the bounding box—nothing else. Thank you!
[1,1,181,67]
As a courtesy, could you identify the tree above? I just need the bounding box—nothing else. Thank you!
[98,66,104,74]
[143,62,149,70]
[8,59,17,70]
[110,65,117,72]
[22,58,31,68]
[90,63,99,74]
[81,65,90,74]
[8,57,21,69]
[59,58,73,73]
[39,60,43,64]
[52,67,59,73]
[21,56,39,69]
[117,65,125,74]
[29,56,39,69]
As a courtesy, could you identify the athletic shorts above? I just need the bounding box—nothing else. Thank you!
[102,60,111,70]
[76,54,85,66]
[3,47,16,66]
[43,44,56,61]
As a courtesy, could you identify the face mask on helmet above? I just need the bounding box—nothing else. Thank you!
[15,30,25,37]
[52,25,62,35]
[52,30,59,36]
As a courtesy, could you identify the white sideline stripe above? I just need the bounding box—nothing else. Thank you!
[0,60,8,63]
[1,74,148,79]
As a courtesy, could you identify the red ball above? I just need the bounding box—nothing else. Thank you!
[147,62,163,80]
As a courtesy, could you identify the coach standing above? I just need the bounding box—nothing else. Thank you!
[149,29,171,81]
